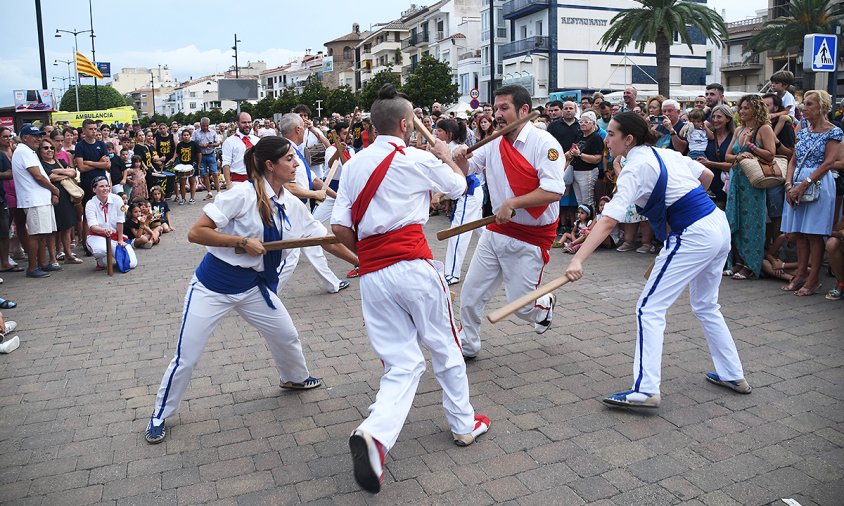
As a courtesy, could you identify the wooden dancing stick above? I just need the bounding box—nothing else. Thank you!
[466,110,540,154]
[321,159,340,189]
[436,209,515,241]
[235,235,339,254]
[105,235,113,276]
[412,115,437,146]
[487,276,570,324]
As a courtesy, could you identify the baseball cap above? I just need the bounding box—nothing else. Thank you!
[19,124,44,137]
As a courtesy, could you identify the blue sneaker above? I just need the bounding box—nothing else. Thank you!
[280,376,323,390]
[602,389,661,408]
[145,418,166,444]
[338,280,350,291]
[705,372,751,394]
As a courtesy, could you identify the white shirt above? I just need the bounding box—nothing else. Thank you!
[221,131,260,176]
[84,193,125,230]
[11,144,52,208]
[781,91,796,119]
[203,179,326,270]
[332,135,466,240]
[467,121,565,226]
[324,145,353,181]
[257,127,277,138]
[286,140,314,191]
[602,145,705,223]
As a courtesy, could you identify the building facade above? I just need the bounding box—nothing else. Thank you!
[112,66,177,96]
[324,24,368,89]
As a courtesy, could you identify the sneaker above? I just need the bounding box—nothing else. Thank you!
[203,193,214,201]
[56,252,65,261]
[0,335,20,354]
[705,372,752,394]
[616,242,636,252]
[346,266,360,278]
[4,321,17,334]
[41,263,63,272]
[178,199,186,205]
[445,275,459,286]
[145,418,167,444]
[825,286,843,301]
[280,376,323,390]
[603,389,661,408]
[534,293,556,334]
[453,414,491,446]
[349,430,386,493]
[636,244,652,254]
[338,280,350,291]
[188,198,196,205]
[25,268,50,278]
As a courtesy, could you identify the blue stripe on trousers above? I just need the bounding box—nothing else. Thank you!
[154,282,197,420]
[448,196,469,278]
[634,236,682,393]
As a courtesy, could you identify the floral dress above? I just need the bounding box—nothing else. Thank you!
[725,127,767,277]
[780,120,842,236]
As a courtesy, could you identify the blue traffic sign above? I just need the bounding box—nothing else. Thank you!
[470,98,480,109]
[803,34,837,73]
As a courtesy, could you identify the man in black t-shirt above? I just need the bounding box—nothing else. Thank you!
[350,110,364,152]
[74,119,110,203]
[154,123,175,168]
[173,130,200,204]
[547,101,581,151]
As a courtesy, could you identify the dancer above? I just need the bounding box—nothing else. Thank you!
[145,136,323,444]
[564,112,751,408]
[332,85,490,494]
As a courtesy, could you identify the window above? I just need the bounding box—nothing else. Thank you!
[442,50,450,63]
[535,21,543,37]
[140,101,148,108]
[670,67,681,85]
[343,46,352,60]
[189,102,196,109]
[520,25,528,39]
[563,59,588,88]
[610,65,632,86]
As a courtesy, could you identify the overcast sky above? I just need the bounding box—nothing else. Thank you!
[3,0,767,107]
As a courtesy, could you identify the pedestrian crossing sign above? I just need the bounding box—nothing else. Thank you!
[803,34,837,72]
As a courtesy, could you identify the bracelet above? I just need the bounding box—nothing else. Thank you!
[236,237,248,248]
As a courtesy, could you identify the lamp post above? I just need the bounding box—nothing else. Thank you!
[55,28,94,112]
[232,34,241,78]
[54,57,77,110]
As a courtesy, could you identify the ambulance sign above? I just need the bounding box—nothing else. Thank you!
[803,34,837,72]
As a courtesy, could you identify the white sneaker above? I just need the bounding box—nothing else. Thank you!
[4,321,17,334]
[0,335,20,353]
[349,430,385,493]
[534,293,556,334]
[453,414,491,446]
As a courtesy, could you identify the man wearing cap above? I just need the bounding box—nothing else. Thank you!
[11,125,60,278]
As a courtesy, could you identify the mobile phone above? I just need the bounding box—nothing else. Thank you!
[650,115,665,125]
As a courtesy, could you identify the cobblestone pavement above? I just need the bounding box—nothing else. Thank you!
[1,201,842,506]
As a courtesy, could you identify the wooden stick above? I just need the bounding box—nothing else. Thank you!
[105,236,113,276]
[321,159,340,189]
[437,215,496,241]
[487,276,570,324]
[235,235,339,254]
[412,116,437,146]
[466,111,540,154]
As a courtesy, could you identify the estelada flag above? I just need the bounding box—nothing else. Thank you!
[75,51,104,79]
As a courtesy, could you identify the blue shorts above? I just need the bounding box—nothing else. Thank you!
[199,154,218,176]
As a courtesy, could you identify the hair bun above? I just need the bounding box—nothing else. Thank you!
[377,84,397,100]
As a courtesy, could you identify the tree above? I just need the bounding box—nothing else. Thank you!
[254,95,277,120]
[747,0,843,58]
[326,85,357,116]
[358,65,402,111]
[403,55,459,110]
[599,0,727,98]
[298,75,329,117]
[59,84,130,111]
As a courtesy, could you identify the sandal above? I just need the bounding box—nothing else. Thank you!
[825,285,844,301]
[0,298,17,309]
[732,268,754,280]
[781,278,806,292]
[0,266,24,272]
[795,283,822,297]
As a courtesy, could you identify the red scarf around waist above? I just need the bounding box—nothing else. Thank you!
[356,224,432,275]
[231,173,249,182]
[499,137,547,219]
[487,219,558,264]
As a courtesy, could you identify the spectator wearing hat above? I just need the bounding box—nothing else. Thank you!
[11,125,60,278]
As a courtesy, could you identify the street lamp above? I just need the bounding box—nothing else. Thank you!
[232,34,241,78]
[54,58,77,110]
[55,28,94,112]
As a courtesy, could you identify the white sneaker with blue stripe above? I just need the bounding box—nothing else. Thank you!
[145,418,166,444]
[705,372,752,394]
[602,389,661,408]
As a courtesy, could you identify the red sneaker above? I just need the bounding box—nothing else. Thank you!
[346,266,360,278]
[349,430,385,493]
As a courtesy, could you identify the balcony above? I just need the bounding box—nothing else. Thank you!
[435,31,446,42]
[401,32,429,49]
[721,53,763,72]
[402,62,419,77]
[500,36,550,59]
[502,0,549,19]
[372,39,401,56]
[459,50,481,61]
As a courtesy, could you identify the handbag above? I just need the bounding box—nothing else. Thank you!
[114,244,131,273]
[738,156,787,189]
[792,132,827,203]
[60,178,84,203]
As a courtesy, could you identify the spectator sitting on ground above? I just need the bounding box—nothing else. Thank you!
[0,312,19,353]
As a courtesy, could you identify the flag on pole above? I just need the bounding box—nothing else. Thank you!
[75,51,104,79]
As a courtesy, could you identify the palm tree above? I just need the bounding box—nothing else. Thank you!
[746,0,843,55]
[599,0,727,98]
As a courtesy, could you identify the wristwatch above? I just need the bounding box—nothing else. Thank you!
[804,177,813,185]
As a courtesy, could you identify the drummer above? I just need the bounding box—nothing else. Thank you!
[173,129,200,205]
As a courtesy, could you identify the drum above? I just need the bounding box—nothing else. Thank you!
[147,171,176,198]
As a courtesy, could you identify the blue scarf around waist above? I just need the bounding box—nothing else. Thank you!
[637,147,716,242]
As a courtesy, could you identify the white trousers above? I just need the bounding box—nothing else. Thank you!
[311,197,335,226]
[444,191,484,281]
[572,168,598,208]
[358,259,475,450]
[459,230,553,357]
[151,278,311,424]
[278,246,341,293]
[85,235,138,269]
[632,209,745,394]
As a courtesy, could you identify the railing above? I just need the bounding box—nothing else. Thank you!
[726,16,766,29]
[402,62,419,77]
[502,0,549,18]
[401,32,429,49]
[459,50,481,61]
[435,31,445,41]
[721,53,761,68]
[500,36,550,58]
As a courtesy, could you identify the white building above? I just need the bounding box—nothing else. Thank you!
[499,0,719,103]
[162,74,257,116]
[112,66,177,95]
[479,0,509,103]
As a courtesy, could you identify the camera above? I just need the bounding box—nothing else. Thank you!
[650,115,665,125]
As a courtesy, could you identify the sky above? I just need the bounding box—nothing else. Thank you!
[3,0,768,107]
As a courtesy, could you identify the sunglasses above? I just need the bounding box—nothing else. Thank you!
[40,146,55,150]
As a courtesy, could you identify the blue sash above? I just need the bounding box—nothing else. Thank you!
[293,146,313,190]
[466,174,480,196]
[636,147,714,241]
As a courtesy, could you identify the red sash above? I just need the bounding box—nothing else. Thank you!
[351,143,433,275]
[341,150,351,162]
[499,138,546,219]
[231,173,249,182]
[487,220,558,264]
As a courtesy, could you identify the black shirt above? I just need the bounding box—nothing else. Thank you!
[134,144,152,169]
[351,122,364,149]
[547,119,581,151]
[125,218,141,239]
[773,117,796,149]
[110,156,127,184]
[572,131,604,171]
[0,151,10,205]
[704,131,734,203]
[155,134,175,163]
[175,141,200,166]
[74,139,109,189]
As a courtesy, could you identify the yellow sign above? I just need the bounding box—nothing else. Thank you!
[51,107,138,127]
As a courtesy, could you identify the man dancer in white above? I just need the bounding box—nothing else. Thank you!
[145,136,323,444]
[277,113,357,293]
[221,112,260,189]
[312,121,353,227]
[565,112,751,408]
[332,85,490,494]
[453,85,566,359]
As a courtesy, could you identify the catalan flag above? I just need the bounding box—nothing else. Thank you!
[75,51,104,79]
